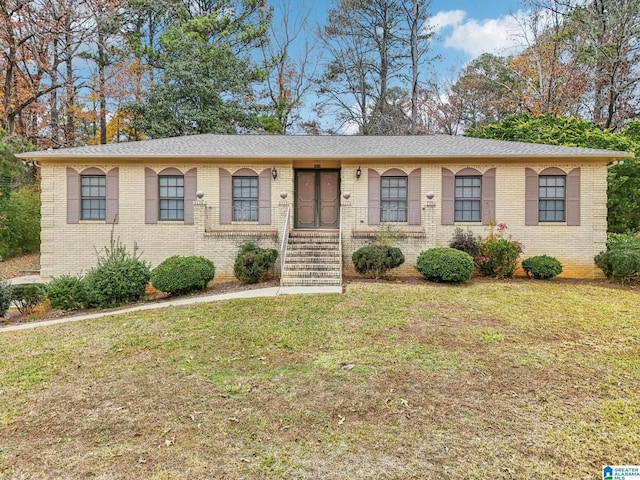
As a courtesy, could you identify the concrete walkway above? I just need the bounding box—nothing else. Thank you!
[0,285,342,333]
[5,275,42,285]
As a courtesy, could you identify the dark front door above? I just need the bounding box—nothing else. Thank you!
[295,169,340,228]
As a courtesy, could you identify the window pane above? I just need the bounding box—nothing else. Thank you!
[454,175,481,222]
[380,176,407,222]
[80,175,106,220]
[159,175,185,221]
[232,176,259,221]
[539,175,565,222]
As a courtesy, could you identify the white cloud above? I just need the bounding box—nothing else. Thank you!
[427,10,467,34]
[432,9,531,58]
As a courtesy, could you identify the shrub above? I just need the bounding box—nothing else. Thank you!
[449,227,481,257]
[595,249,640,283]
[373,223,400,247]
[416,247,474,283]
[607,233,640,251]
[84,234,150,308]
[151,256,215,295]
[47,275,89,310]
[11,283,47,315]
[521,255,563,280]
[474,224,524,278]
[234,242,278,284]
[85,258,150,308]
[352,244,405,279]
[0,281,12,317]
[476,238,523,278]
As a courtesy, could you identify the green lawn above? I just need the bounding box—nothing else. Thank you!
[0,281,638,479]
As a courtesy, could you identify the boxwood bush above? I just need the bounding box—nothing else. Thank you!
[415,247,474,283]
[352,244,405,279]
[521,255,563,280]
[151,255,216,295]
[0,281,12,317]
[11,283,48,315]
[234,243,278,284]
[595,249,640,283]
[47,275,89,310]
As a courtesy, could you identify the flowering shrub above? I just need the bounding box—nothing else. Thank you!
[476,223,524,278]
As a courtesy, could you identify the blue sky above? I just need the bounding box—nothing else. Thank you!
[270,0,529,131]
[292,0,528,77]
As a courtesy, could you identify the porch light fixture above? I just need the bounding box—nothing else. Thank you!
[356,166,362,179]
[271,167,278,180]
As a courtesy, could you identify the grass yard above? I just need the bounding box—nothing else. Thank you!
[0,281,638,479]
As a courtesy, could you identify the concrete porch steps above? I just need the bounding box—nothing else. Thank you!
[281,230,342,287]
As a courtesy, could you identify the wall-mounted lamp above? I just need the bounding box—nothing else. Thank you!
[356,166,362,179]
[271,167,278,180]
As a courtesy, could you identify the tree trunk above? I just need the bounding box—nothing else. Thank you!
[98,38,107,144]
[410,0,419,135]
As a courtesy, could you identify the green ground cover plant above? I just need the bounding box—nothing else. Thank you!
[0,281,638,479]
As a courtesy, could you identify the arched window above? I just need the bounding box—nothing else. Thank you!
[67,167,119,224]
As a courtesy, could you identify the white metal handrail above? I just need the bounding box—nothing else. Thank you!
[280,205,291,274]
[338,206,343,285]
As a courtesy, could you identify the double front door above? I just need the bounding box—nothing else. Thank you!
[295,169,340,228]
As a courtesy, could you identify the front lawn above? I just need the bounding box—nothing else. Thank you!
[0,281,638,479]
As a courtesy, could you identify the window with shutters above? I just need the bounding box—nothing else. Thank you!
[454,175,481,222]
[232,176,259,221]
[159,175,184,221]
[539,175,565,222]
[80,175,106,220]
[380,176,407,222]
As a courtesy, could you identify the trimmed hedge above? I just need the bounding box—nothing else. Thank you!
[522,255,563,280]
[0,281,12,317]
[415,247,474,284]
[234,243,278,284]
[47,275,89,311]
[151,255,216,295]
[11,283,47,315]
[352,244,405,279]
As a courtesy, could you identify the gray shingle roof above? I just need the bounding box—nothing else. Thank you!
[17,134,632,160]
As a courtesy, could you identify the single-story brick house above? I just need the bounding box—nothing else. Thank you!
[17,134,632,285]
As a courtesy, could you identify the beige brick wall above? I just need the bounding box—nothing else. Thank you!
[339,162,607,279]
[41,162,293,281]
[41,159,608,281]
